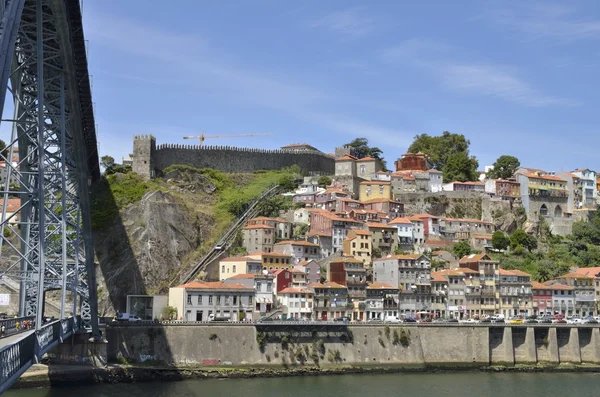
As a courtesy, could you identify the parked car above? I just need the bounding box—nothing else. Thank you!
[432,318,448,323]
[480,318,491,323]
[583,316,598,324]
[403,317,417,323]
[116,313,141,322]
[567,317,583,325]
[509,316,523,324]
[368,318,383,324]
[447,318,459,323]
[258,317,274,323]
[384,316,401,324]
[463,318,480,324]
[334,316,351,322]
[537,318,552,324]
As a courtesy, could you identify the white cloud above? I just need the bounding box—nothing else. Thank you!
[380,38,576,107]
[84,8,405,157]
[481,1,600,41]
[439,64,573,107]
[312,7,374,38]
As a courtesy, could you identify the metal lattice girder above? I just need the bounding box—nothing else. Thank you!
[0,0,99,337]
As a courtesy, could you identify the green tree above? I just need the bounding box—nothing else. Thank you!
[372,247,383,259]
[510,229,537,252]
[344,138,386,169]
[277,174,297,191]
[294,223,309,237]
[100,155,115,170]
[317,175,332,187]
[407,131,478,182]
[0,139,7,159]
[571,220,600,245]
[487,155,520,180]
[452,241,471,259]
[443,152,479,182]
[491,231,509,251]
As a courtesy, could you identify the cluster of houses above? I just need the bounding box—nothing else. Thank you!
[166,252,600,322]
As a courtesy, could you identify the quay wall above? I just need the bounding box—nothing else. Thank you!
[91,324,600,368]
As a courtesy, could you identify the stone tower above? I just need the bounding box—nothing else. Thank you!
[132,135,156,179]
[335,145,354,159]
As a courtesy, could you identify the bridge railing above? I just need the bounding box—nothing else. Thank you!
[0,332,36,394]
[0,316,35,337]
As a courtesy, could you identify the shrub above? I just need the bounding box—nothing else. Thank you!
[399,328,411,347]
[378,337,386,348]
[256,332,268,352]
[392,329,400,345]
[209,333,218,341]
[384,325,391,340]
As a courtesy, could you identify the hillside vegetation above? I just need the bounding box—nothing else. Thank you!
[90,165,299,314]
[484,211,600,282]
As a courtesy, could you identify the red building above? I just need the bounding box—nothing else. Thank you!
[271,269,292,293]
[531,281,552,316]
[394,152,430,172]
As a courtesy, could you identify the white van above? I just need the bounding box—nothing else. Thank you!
[384,316,401,323]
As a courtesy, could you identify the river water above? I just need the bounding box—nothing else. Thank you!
[5,372,600,397]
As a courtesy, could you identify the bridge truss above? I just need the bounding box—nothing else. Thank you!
[0,0,100,336]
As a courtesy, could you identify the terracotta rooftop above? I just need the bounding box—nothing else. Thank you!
[367,222,396,229]
[366,282,398,290]
[531,281,551,290]
[336,155,358,161]
[243,224,274,230]
[175,281,253,290]
[473,234,493,240]
[458,253,493,264]
[220,256,260,262]
[359,181,391,185]
[308,281,347,289]
[279,287,313,294]
[375,254,423,261]
[388,217,412,225]
[557,272,593,279]
[525,173,566,182]
[362,198,401,204]
[275,240,319,247]
[356,156,377,162]
[0,199,20,213]
[574,267,600,278]
[350,229,372,236]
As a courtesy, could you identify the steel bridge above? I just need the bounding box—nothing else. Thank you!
[0,0,100,393]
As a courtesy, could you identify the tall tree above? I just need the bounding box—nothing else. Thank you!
[100,155,115,170]
[407,131,478,182]
[452,241,472,259]
[443,152,479,182]
[491,231,509,251]
[487,155,520,179]
[344,138,386,169]
[0,139,6,159]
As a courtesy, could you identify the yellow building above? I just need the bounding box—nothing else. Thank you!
[219,256,263,281]
[343,229,372,267]
[359,181,391,202]
[246,251,293,271]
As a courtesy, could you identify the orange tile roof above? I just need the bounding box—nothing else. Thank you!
[430,272,448,282]
[367,222,396,229]
[0,198,20,212]
[499,268,531,277]
[296,260,317,267]
[442,217,492,224]
[279,287,313,294]
[452,181,484,185]
[220,256,259,262]
[336,155,358,161]
[247,252,292,258]
[412,213,439,219]
[322,188,348,195]
[573,267,600,277]
[359,181,391,185]
[175,281,253,290]
[557,272,593,279]
[243,224,274,230]
[226,273,259,279]
[524,173,566,182]
[366,282,398,290]
[307,231,329,237]
[356,156,376,162]
[275,240,319,247]
[458,253,492,264]
[473,234,493,240]
[531,281,551,290]
[454,267,480,274]
[546,283,573,290]
[350,229,372,236]
[375,254,422,261]
[388,217,412,225]
[308,281,347,289]
[330,256,363,264]
[425,239,452,246]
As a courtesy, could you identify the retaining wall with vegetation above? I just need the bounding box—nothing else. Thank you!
[100,324,600,368]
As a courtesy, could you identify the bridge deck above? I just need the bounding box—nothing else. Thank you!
[0,330,35,349]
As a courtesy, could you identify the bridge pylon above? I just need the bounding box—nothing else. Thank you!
[0,0,100,337]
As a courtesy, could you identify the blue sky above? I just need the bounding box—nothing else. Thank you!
[3,0,600,171]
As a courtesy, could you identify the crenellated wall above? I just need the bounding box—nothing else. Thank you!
[131,136,335,177]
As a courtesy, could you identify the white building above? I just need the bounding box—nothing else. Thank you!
[428,170,443,193]
[388,217,414,246]
[168,281,255,322]
[224,273,274,318]
[278,287,314,320]
[572,169,597,205]
[273,240,321,263]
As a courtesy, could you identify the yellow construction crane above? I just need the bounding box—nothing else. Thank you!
[183,133,275,146]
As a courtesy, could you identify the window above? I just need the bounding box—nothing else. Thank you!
[209,295,213,304]
[216,296,221,304]
[198,295,203,305]
[233,296,238,305]
[249,296,253,304]
[222,265,225,273]
[267,283,272,292]
[187,295,192,305]
[233,265,237,272]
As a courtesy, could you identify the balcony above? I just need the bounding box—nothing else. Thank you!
[346,277,367,286]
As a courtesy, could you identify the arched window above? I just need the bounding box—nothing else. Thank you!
[540,204,548,216]
[554,205,563,217]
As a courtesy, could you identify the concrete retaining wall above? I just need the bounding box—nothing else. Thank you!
[69,325,600,368]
